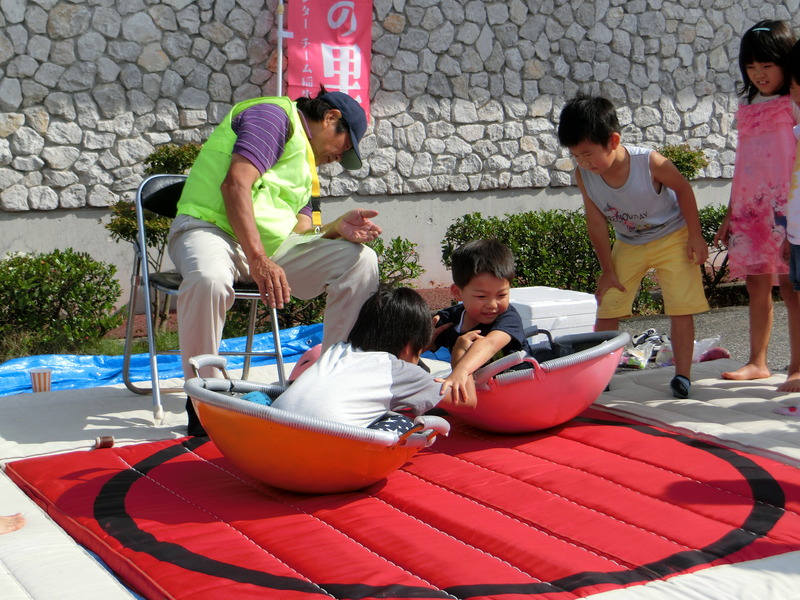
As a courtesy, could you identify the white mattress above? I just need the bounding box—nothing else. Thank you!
[598,358,800,468]
[0,468,136,599]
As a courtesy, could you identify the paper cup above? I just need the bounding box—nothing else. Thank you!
[29,368,52,393]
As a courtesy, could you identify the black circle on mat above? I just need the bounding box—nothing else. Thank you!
[93,418,786,599]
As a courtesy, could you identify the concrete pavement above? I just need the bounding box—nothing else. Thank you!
[617,302,792,374]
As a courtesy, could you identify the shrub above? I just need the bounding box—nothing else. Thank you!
[441,205,735,316]
[0,249,122,359]
[106,200,171,266]
[144,143,200,176]
[368,236,425,286]
[105,198,173,329]
[659,143,709,180]
[442,210,601,292]
[698,204,737,305]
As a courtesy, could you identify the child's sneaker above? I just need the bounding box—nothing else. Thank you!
[670,375,691,399]
[632,328,665,355]
[632,328,657,346]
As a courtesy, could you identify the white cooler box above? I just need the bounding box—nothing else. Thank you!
[510,286,597,340]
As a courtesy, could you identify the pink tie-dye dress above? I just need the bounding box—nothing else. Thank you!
[728,94,797,279]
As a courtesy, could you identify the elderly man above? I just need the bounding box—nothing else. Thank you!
[168,87,380,435]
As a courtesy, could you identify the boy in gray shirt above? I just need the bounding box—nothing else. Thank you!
[557,95,709,399]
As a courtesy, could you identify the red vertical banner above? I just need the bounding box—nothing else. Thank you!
[286,0,372,121]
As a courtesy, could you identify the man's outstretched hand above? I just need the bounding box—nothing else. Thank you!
[333,209,382,243]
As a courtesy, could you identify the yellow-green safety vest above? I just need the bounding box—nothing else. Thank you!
[177,96,313,256]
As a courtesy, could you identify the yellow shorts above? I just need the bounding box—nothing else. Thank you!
[597,227,710,319]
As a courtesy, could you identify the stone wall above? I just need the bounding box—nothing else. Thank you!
[1,0,798,215]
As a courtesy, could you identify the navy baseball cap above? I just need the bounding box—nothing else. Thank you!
[319,91,366,170]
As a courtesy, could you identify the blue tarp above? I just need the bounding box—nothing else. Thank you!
[0,324,325,397]
[0,323,452,397]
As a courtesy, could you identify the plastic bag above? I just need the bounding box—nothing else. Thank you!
[618,341,656,369]
[693,336,721,362]
[655,336,721,367]
[654,341,674,367]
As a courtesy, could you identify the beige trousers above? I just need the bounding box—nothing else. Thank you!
[168,214,379,379]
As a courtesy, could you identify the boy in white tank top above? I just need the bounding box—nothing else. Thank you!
[557,95,709,399]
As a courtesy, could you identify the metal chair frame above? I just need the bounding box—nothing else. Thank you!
[122,174,286,423]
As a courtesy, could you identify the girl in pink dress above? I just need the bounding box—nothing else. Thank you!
[715,20,800,388]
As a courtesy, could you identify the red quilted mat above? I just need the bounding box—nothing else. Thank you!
[7,409,800,600]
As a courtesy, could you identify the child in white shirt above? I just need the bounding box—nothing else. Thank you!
[272,285,477,428]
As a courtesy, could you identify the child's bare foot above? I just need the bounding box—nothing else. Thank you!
[0,513,25,535]
[721,363,771,381]
[777,372,800,393]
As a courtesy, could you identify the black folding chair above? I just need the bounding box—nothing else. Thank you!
[122,174,286,423]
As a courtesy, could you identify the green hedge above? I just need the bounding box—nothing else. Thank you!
[442,206,730,314]
[0,249,122,359]
[442,210,599,292]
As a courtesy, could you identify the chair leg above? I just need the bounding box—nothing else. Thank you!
[241,300,285,386]
[142,277,165,424]
[122,271,145,395]
[242,298,258,380]
[271,306,286,387]
[122,261,181,425]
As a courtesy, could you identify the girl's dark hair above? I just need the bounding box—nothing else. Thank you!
[557,95,621,148]
[295,85,350,135]
[738,20,796,102]
[348,285,433,358]
[451,240,515,289]
[789,40,800,88]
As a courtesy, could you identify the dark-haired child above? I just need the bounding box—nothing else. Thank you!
[272,285,476,428]
[557,94,709,399]
[432,240,531,403]
[714,21,800,387]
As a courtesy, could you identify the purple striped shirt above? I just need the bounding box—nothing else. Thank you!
[232,103,312,218]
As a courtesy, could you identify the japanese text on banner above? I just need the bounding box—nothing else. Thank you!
[286,0,372,120]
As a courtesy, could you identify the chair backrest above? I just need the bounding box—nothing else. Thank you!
[138,174,188,218]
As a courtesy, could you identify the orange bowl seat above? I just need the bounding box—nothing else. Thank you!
[459,330,630,434]
[184,361,450,494]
